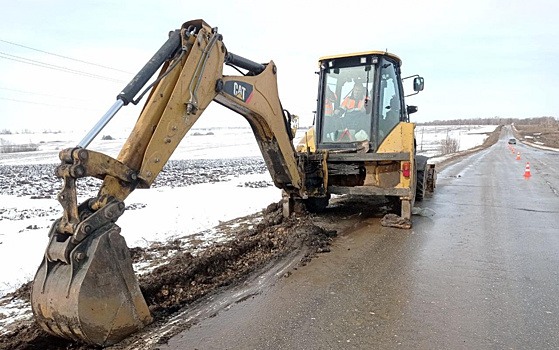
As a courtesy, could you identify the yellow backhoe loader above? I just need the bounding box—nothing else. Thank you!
[31,19,433,346]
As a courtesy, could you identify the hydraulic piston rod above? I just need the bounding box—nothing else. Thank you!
[78,99,124,148]
[78,30,182,148]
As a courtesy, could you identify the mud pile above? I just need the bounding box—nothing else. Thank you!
[140,202,335,318]
[0,202,335,350]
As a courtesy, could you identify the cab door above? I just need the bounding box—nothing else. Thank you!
[377,59,405,145]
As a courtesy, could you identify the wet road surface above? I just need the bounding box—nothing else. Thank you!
[161,127,559,349]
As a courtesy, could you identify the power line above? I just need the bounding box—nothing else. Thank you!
[0,38,133,74]
[0,97,98,112]
[0,87,92,102]
[0,52,127,84]
[0,51,127,83]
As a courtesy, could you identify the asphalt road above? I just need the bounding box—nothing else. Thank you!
[161,127,559,350]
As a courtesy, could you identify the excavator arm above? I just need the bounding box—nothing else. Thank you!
[99,20,302,201]
[31,19,309,346]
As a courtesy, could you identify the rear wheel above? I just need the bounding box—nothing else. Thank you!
[416,169,426,201]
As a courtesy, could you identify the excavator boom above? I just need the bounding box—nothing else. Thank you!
[31,19,308,346]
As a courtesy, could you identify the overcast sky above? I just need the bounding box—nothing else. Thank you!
[0,0,557,133]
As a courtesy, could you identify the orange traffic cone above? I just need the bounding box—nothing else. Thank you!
[516,152,521,160]
[524,162,531,178]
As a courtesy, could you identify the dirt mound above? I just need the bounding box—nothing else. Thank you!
[1,282,32,304]
[0,323,83,350]
[140,202,334,319]
[482,125,503,147]
[381,213,411,229]
[0,202,334,350]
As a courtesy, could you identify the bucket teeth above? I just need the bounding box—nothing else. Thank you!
[31,224,152,346]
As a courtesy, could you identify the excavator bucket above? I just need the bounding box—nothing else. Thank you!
[31,223,152,346]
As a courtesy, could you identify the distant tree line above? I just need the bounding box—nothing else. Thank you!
[418,116,557,126]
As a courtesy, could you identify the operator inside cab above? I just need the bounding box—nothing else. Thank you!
[321,65,373,143]
[318,53,406,149]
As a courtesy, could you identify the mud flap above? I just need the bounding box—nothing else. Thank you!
[31,224,152,346]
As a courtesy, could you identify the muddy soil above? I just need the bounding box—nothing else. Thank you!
[514,124,559,148]
[0,201,335,350]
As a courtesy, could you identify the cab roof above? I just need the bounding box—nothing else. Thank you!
[319,51,402,66]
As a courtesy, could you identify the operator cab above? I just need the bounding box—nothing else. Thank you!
[315,51,422,151]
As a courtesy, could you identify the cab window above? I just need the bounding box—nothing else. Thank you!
[378,61,402,144]
[321,65,374,143]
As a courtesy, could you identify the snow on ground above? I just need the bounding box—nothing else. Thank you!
[0,125,495,164]
[415,125,496,157]
[119,172,278,248]
[0,125,494,298]
[0,127,263,165]
[0,298,30,334]
[0,172,277,296]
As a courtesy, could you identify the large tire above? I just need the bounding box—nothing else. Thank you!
[303,196,330,213]
[416,169,426,201]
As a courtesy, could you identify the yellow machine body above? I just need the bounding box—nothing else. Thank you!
[31,19,428,346]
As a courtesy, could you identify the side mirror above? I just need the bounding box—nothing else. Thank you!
[407,105,418,115]
[413,77,424,92]
[403,74,424,97]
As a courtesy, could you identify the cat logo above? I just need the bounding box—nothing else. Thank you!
[234,82,246,100]
[223,81,254,103]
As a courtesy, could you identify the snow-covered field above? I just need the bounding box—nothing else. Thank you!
[0,125,496,297]
[415,125,496,157]
[0,127,263,165]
